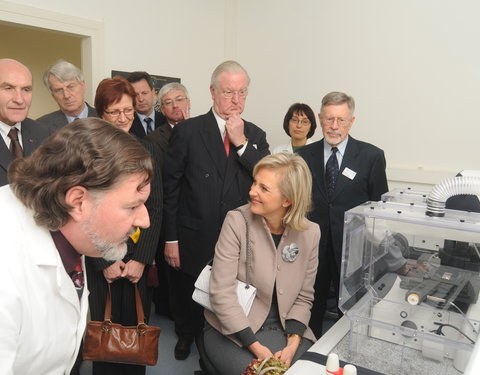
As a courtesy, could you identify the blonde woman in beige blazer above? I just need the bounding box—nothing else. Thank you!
[203,153,320,374]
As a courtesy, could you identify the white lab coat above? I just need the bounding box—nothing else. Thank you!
[271,138,313,154]
[0,186,89,375]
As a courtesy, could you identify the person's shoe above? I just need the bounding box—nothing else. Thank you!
[175,336,193,360]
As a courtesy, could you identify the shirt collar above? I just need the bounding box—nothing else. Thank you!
[324,135,349,156]
[212,107,227,138]
[0,121,22,146]
[50,230,81,275]
[65,102,88,123]
[137,110,155,123]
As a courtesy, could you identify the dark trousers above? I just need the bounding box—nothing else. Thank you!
[152,244,172,318]
[167,267,205,339]
[92,362,145,375]
[309,233,342,338]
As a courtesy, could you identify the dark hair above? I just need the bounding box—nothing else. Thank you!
[95,76,137,117]
[282,103,317,138]
[126,71,154,89]
[8,118,153,230]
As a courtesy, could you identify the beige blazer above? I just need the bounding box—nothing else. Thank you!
[205,204,320,345]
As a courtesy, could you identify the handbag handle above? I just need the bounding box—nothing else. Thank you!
[103,284,146,325]
[233,208,253,288]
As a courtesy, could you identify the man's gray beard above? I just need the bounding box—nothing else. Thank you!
[81,222,130,261]
[91,234,128,261]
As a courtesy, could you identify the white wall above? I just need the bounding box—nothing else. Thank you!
[236,0,480,189]
[2,0,479,189]
[1,0,227,117]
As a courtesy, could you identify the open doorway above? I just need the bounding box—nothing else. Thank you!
[0,21,83,119]
[0,2,103,119]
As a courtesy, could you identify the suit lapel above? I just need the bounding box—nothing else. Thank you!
[309,140,329,202]
[331,137,359,200]
[199,111,227,178]
[21,120,42,156]
[154,110,166,130]
[222,147,239,194]
[0,138,13,174]
[130,114,147,137]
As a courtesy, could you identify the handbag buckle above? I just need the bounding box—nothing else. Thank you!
[102,320,112,333]
[137,323,147,336]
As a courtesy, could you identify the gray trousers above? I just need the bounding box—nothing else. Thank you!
[203,306,313,375]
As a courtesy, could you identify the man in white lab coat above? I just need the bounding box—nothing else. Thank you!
[0,118,153,374]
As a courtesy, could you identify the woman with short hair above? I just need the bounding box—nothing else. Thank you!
[86,76,163,375]
[272,103,317,154]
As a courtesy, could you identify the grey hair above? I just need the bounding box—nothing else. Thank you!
[158,82,189,102]
[43,60,84,91]
[210,60,250,89]
[321,91,355,115]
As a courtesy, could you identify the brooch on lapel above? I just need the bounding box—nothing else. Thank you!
[282,243,299,262]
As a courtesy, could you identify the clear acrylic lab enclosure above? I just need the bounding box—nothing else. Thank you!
[337,201,480,374]
[381,187,429,206]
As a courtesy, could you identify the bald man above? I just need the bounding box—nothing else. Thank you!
[0,58,52,186]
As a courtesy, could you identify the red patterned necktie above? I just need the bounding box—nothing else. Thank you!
[70,258,84,297]
[223,131,230,156]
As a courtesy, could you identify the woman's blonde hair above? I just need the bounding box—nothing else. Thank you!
[253,153,312,231]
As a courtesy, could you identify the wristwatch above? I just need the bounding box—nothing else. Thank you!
[234,138,248,151]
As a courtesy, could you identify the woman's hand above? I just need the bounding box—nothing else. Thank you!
[274,335,302,366]
[102,260,125,283]
[248,341,273,360]
[122,260,145,283]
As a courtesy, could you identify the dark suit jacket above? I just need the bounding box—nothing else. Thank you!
[163,109,269,276]
[144,122,172,165]
[129,110,166,138]
[0,118,53,187]
[299,137,388,267]
[36,103,98,130]
[85,137,163,323]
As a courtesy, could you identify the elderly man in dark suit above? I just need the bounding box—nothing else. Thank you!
[145,82,190,154]
[146,82,190,320]
[163,60,269,360]
[126,71,166,138]
[0,58,52,187]
[37,60,97,129]
[299,91,388,338]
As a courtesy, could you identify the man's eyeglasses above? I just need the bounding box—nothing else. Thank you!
[104,107,135,118]
[321,117,351,126]
[162,96,188,106]
[290,118,310,126]
[52,83,80,97]
[222,89,248,99]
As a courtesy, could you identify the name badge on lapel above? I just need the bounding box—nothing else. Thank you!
[342,167,356,180]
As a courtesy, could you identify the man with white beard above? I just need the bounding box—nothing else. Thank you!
[0,118,152,374]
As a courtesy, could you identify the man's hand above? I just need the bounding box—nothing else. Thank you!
[181,107,190,121]
[225,113,246,147]
[122,260,146,283]
[164,242,181,269]
[103,260,126,283]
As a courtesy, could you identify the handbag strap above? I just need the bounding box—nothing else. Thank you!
[103,284,146,325]
[233,208,252,287]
